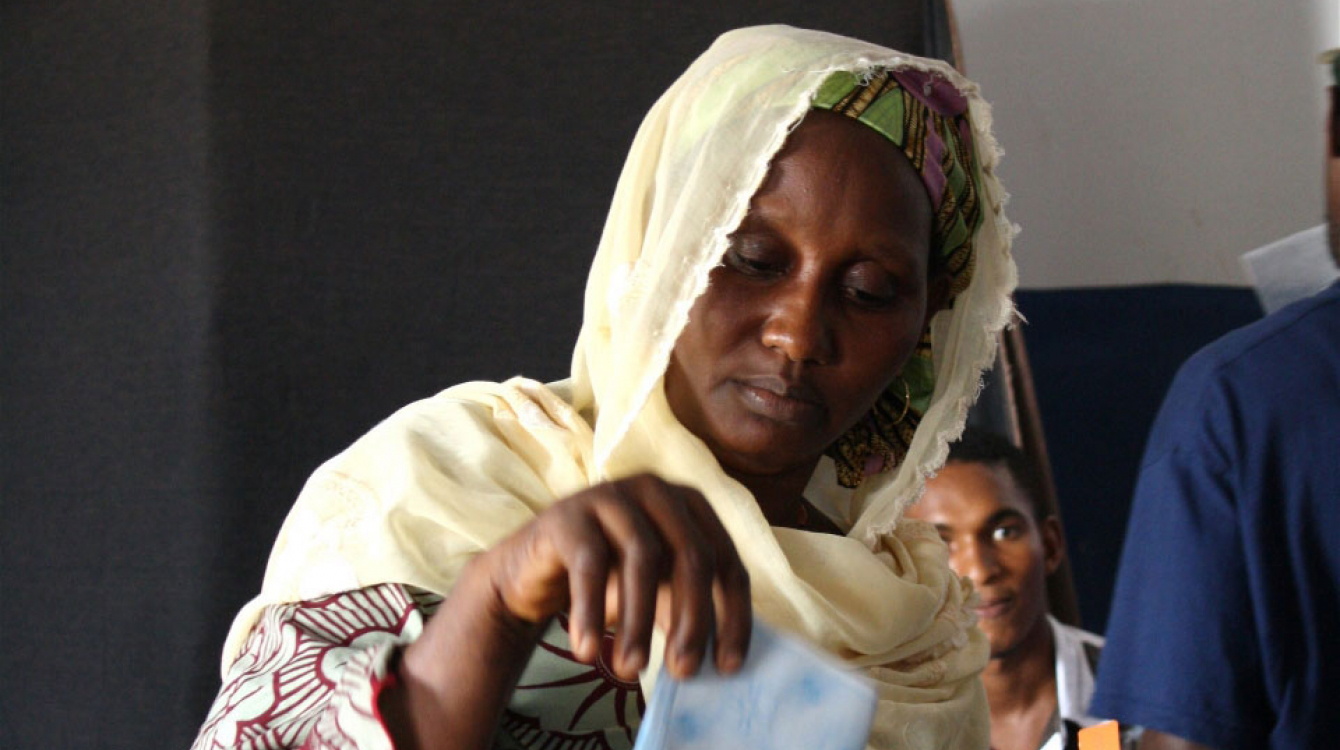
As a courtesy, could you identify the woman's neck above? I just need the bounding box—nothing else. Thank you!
[725,461,819,528]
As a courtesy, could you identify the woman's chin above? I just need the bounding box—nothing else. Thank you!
[708,432,825,482]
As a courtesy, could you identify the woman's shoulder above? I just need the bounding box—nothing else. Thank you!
[318,376,594,486]
[364,377,589,446]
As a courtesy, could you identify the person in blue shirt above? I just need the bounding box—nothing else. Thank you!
[1091,53,1340,749]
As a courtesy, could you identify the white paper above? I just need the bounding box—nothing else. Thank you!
[1240,224,1340,314]
[632,620,877,750]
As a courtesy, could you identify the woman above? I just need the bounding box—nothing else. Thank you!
[192,25,1017,750]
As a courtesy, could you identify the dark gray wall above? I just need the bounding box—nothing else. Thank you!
[2,4,945,748]
[4,3,221,747]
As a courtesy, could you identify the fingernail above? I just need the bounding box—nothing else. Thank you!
[673,646,699,677]
[719,651,743,674]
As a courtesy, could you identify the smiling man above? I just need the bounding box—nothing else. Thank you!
[905,428,1134,750]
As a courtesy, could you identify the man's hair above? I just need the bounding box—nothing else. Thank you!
[945,427,1048,520]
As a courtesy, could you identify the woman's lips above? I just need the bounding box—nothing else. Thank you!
[732,376,824,424]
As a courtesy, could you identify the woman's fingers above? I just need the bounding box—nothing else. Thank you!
[680,488,752,674]
[587,490,663,678]
[540,505,613,662]
[624,476,720,679]
[496,473,750,680]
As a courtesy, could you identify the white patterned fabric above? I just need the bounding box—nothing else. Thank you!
[194,585,646,750]
[217,25,1018,750]
[193,585,426,750]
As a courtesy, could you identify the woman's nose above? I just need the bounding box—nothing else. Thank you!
[759,280,835,365]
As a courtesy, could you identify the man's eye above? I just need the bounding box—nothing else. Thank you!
[992,524,1022,542]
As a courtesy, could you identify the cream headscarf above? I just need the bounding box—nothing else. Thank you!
[222,25,1017,750]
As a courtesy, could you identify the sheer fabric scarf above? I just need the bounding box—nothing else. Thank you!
[222,25,1018,750]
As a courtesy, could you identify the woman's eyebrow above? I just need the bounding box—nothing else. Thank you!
[858,240,923,275]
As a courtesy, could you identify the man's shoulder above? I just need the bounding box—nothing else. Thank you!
[1144,282,1340,460]
[1177,281,1340,390]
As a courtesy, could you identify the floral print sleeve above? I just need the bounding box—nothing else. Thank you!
[192,585,643,750]
[190,584,438,750]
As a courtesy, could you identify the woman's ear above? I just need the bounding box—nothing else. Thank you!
[1040,515,1066,576]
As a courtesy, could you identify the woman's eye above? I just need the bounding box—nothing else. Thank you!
[844,284,897,307]
[724,245,783,276]
[843,267,898,307]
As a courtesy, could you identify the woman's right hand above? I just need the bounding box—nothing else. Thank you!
[384,473,752,750]
[481,472,752,679]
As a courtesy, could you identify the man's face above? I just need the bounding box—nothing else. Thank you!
[905,460,1062,658]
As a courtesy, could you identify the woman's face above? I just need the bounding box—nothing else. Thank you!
[665,110,942,481]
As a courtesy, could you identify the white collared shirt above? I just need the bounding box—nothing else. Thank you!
[1037,615,1139,750]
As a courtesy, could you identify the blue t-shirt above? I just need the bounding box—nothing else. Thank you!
[1091,282,1340,750]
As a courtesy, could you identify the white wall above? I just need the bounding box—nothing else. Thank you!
[957,0,1338,288]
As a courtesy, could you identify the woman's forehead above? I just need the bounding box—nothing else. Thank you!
[743,113,931,236]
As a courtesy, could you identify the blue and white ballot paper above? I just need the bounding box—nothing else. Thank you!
[632,620,877,750]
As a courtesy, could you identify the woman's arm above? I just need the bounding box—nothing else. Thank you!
[380,473,753,750]
[193,473,752,750]
[377,555,544,750]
